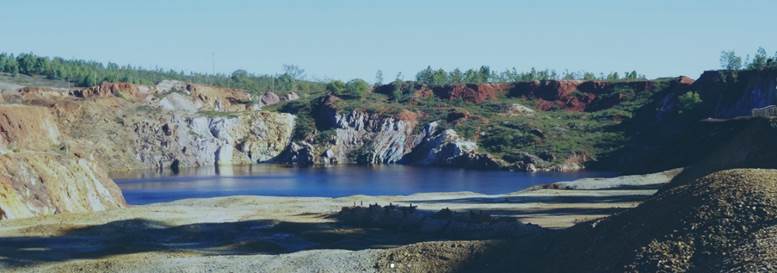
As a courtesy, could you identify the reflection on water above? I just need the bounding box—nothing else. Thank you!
[112,164,616,205]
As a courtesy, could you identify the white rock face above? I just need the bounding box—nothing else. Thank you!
[413,128,475,165]
[332,111,417,164]
[158,93,202,113]
[133,112,295,170]
[156,80,189,94]
[315,111,498,168]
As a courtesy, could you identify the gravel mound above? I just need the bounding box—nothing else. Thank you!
[541,169,777,273]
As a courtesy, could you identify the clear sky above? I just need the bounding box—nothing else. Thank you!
[1,0,774,81]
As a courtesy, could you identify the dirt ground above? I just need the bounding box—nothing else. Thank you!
[0,170,675,273]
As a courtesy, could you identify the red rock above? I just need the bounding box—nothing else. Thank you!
[676,76,695,86]
[71,82,143,100]
[432,83,511,103]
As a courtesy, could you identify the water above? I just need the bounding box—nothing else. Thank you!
[113,164,616,205]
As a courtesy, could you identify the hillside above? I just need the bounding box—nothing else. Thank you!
[2,64,776,175]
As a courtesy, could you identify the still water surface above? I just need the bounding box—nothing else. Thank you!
[113,164,615,205]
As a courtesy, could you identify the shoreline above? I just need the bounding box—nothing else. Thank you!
[0,169,676,273]
[111,164,620,205]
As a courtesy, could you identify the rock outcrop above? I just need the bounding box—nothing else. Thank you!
[11,83,296,172]
[300,105,501,168]
[693,70,777,118]
[402,122,502,169]
[260,91,281,106]
[0,80,305,219]
[330,111,418,164]
[432,83,512,103]
[131,111,295,170]
[0,105,125,220]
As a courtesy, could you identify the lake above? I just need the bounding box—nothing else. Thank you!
[113,164,615,205]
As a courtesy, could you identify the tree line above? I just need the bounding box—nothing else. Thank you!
[0,52,322,93]
[8,49,772,98]
[413,66,645,86]
[720,47,777,71]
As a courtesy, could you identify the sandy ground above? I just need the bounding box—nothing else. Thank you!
[0,169,676,273]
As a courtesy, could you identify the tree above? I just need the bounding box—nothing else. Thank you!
[80,73,99,87]
[231,69,249,81]
[478,66,492,83]
[769,51,777,70]
[748,47,769,70]
[343,79,371,98]
[624,70,639,80]
[449,68,463,84]
[416,66,434,84]
[276,73,295,91]
[720,50,743,70]
[431,69,449,85]
[390,79,403,102]
[282,64,305,80]
[374,70,384,86]
[463,69,481,83]
[606,72,620,81]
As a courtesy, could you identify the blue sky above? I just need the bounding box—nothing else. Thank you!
[1,0,774,81]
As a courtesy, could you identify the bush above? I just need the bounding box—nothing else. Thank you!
[325,79,370,99]
[677,91,702,114]
[343,79,371,98]
[326,80,346,94]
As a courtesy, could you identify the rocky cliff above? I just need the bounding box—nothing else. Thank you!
[9,82,296,172]
[0,105,125,220]
[0,81,300,220]
[693,70,777,118]
[279,96,500,168]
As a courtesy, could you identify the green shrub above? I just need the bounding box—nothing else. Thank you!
[677,91,702,114]
[343,79,371,98]
[326,80,346,94]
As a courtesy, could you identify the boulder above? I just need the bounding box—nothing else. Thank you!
[506,103,535,115]
[283,91,300,101]
[261,91,281,106]
[282,141,316,166]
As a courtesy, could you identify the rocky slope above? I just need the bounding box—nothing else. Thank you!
[7,82,297,172]
[0,105,125,220]
[595,70,777,173]
[693,70,777,118]
[538,169,777,273]
[0,81,301,219]
[282,94,501,168]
